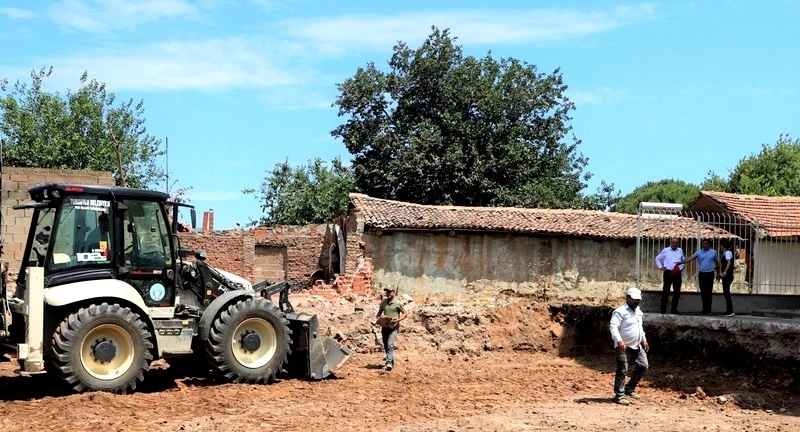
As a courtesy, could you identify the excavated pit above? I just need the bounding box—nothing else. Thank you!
[300,293,800,411]
[3,293,800,431]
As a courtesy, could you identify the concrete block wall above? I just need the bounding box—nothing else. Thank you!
[2,167,116,280]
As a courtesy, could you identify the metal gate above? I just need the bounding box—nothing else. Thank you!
[636,202,800,295]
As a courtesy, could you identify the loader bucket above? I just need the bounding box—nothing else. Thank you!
[284,312,353,379]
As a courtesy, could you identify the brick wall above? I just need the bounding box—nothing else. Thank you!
[2,167,116,279]
[343,212,365,275]
[177,224,332,286]
[178,231,255,281]
[253,224,329,284]
[254,245,287,282]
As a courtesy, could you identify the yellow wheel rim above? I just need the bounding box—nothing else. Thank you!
[231,318,277,369]
[80,324,136,380]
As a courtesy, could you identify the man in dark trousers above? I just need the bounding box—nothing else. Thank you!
[718,240,736,316]
[677,238,718,314]
[655,237,685,314]
[610,287,650,405]
[374,285,407,371]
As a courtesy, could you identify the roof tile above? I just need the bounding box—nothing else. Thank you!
[696,191,800,237]
[349,193,737,240]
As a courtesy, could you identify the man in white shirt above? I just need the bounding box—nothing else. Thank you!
[609,287,650,405]
[655,237,685,314]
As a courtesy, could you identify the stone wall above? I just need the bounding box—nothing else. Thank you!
[2,167,116,279]
[356,229,637,305]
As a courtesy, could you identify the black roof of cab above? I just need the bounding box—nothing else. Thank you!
[28,183,171,202]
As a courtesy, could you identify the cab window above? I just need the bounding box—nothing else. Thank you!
[47,196,113,270]
[122,200,171,269]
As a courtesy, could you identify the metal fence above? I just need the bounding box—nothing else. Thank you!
[635,202,800,295]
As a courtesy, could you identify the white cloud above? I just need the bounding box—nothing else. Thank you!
[47,0,199,32]
[0,7,34,19]
[570,87,630,105]
[11,3,660,107]
[38,37,301,92]
[276,4,659,55]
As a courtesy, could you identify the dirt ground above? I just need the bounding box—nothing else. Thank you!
[2,294,799,432]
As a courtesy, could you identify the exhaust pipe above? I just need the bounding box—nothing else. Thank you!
[285,312,353,380]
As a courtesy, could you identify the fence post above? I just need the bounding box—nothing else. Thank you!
[753,223,760,294]
[636,209,642,287]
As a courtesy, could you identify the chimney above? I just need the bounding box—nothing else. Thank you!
[201,211,210,233]
[208,209,214,232]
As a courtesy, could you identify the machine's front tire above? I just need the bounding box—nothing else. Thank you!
[50,303,153,394]
[205,297,291,383]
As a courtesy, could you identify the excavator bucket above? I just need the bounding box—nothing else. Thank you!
[284,312,353,379]
[255,280,354,379]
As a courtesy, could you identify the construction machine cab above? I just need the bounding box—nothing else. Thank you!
[14,183,194,309]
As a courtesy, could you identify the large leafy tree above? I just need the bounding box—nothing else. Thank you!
[0,67,164,188]
[331,27,592,208]
[615,179,701,214]
[252,157,354,226]
[727,134,800,196]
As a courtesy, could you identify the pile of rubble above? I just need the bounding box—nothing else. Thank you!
[307,258,375,298]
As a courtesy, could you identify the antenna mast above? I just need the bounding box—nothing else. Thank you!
[165,136,169,193]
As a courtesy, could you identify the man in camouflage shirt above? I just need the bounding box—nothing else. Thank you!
[374,285,407,371]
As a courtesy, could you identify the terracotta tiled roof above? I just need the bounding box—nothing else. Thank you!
[693,191,800,238]
[349,193,738,240]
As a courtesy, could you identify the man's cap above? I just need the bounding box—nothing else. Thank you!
[383,285,396,292]
[626,287,642,300]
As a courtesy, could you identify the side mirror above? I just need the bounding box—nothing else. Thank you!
[190,208,197,229]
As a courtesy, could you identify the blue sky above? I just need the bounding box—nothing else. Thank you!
[0,0,797,229]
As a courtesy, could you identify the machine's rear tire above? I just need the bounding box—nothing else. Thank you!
[205,297,291,383]
[50,303,154,394]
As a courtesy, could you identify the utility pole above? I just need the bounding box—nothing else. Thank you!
[1,137,4,249]
[165,136,169,194]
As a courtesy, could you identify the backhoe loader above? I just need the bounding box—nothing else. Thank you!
[0,182,352,393]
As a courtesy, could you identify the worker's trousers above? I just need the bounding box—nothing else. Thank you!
[381,326,398,367]
[614,346,649,398]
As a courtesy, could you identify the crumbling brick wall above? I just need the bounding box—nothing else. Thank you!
[343,211,366,275]
[177,224,330,286]
[178,231,255,281]
[253,224,328,284]
[2,167,116,280]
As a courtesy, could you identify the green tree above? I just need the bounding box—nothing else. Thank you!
[727,134,800,196]
[252,157,354,226]
[700,171,729,192]
[331,27,593,208]
[582,180,621,211]
[0,67,164,188]
[615,179,701,214]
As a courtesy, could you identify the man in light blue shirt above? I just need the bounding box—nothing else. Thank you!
[655,238,685,314]
[678,239,718,314]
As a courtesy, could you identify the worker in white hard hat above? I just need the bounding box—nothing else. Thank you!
[609,287,650,405]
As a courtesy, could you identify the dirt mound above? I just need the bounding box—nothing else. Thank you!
[291,292,619,364]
